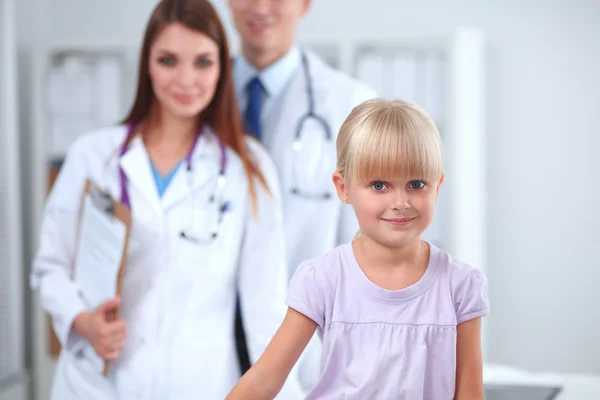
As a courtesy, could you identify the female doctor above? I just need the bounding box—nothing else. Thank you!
[29,0,301,399]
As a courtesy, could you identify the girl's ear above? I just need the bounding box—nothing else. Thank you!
[435,173,445,199]
[332,171,349,204]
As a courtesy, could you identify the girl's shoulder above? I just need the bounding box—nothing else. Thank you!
[431,244,487,291]
[286,245,350,328]
[291,243,350,285]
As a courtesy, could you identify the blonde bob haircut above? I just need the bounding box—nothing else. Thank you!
[336,99,443,185]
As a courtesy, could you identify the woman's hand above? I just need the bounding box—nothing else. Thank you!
[73,296,128,361]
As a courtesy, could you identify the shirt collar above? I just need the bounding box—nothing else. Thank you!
[233,46,302,99]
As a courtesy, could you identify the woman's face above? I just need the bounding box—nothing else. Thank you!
[148,22,221,120]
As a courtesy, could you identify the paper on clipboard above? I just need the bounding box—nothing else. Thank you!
[75,194,126,309]
[72,180,131,375]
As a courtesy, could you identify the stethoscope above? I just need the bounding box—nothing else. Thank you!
[118,124,228,243]
[290,52,334,200]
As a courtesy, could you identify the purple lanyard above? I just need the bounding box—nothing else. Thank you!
[118,124,226,209]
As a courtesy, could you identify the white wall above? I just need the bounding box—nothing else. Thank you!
[19,0,600,385]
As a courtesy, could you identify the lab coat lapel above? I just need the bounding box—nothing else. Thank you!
[304,51,332,114]
[161,129,219,211]
[119,136,162,213]
[263,68,303,168]
[264,50,331,181]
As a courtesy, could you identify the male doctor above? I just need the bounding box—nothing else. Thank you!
[227,0,377,393]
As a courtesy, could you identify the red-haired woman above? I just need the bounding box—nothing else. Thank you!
[30,0,301,398]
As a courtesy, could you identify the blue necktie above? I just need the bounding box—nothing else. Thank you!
[244,77,264,140]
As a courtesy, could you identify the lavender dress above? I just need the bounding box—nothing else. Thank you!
[286,242,489,399]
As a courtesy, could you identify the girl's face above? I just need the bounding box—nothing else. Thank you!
[148,22,221,120]
[334,173,444,248]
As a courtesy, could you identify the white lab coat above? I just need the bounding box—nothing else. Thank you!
[30,125,303,399]
[255,49,377,274]
[246,49,377,391]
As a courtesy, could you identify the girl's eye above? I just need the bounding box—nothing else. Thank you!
[371,182,387,191]
[410,180,426,189]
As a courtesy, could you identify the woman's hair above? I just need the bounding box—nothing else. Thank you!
[122,0,267,207]
[336,99,443,184]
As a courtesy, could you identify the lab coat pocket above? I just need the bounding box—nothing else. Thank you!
[175,203,236,272]
[112,331,152,399]
[174,235,220,275]
[60,344,117,400]
[181,199,223,243]
[171,235,237,315]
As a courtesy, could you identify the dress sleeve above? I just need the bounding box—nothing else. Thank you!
[454,268,490,324]
[286,260,326,329]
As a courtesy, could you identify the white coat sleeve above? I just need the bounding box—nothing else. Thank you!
[336,84,378,245]
[238,139,304,399]
[30,138,91,353]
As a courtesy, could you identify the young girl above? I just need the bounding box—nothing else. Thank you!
[226,99,490,399]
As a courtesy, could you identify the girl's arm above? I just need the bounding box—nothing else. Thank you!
[226,308,317,400]
[454,317,484,400]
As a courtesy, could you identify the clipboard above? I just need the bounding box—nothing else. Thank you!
[73,179,131,376]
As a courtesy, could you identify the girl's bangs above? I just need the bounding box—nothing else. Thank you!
[348,124,442,183]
